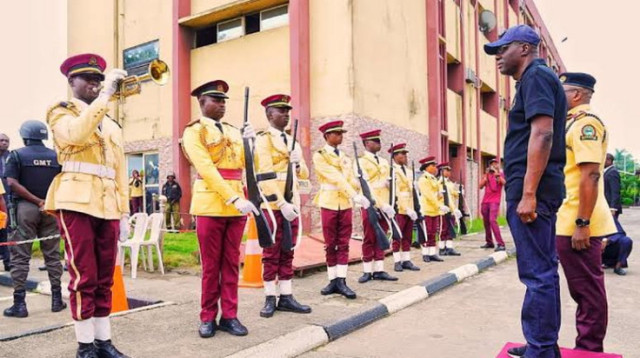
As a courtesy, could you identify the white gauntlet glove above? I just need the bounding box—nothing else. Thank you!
[454,209,463,220]
[279,202,300,221]
[119,215,130,242]
[381,204,396,218]
[99,69,128,99]
[242,122,256,140]
[352,194,371,209]
[289,150,302,164]
[439,205,451,214]
[406,209,418,221]
[233,199,259,215]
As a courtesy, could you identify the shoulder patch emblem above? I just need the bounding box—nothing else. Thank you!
[580,124,598,141]
[185,119,201,127]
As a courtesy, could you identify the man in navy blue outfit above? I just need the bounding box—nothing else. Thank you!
[485,25,566,358]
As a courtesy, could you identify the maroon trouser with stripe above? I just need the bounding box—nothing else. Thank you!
[423,215,440,247]
[57,210,119,321]
[320,208,352,266]
[262,210,298,281]
[392,214,413,252]
[556,235,608,352]
[361,208,388,262]
[196,215,246,322]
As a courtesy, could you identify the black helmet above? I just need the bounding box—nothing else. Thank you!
[19,120,49,140]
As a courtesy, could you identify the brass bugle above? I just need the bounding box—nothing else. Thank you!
[93,59,170,99]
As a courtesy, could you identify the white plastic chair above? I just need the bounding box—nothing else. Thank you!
[139,212,165,276]
[118,212,148,279]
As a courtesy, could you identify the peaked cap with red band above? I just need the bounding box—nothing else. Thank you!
[191,80,229,98]
[359,129,381,141]
[419,156,436,166]
[60,53,106,80]
[388,143,408,154]
[261,94,292,109]
[318,120,347,134]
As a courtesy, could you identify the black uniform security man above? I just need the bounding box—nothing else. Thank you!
[3,120,67,318]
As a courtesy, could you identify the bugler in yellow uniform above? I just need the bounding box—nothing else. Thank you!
[555,72,616,352]
[182,80,257,338]
[417,156,445,262]
[46,53,130,357]
[254,94,311,318]
[356,130,397,283]
[313,120,368,299]
[389,143,420,272]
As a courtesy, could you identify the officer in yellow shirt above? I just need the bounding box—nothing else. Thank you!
[556,72,616,352]
[437,163,461,256]
[356,129,398,283]
[46,53,130,358]
[313,120,370,299]
[417,156,446,262]
[182,80,258,338]
[0,181,6,227]
[128,170,143,213]
[389,143,420,272]
[254,94,311,318]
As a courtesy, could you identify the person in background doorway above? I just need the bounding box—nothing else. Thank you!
[129,169,143,213]
[162,172,182,230]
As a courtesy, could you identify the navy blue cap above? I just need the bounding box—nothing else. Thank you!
[559,72,596,92]
[484,25,541,55]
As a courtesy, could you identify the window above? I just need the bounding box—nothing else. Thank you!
[123,40,159,78]
[245,13,260,35]
[217,18,243,42]
[195,25,217,47]
[260,5,288,31]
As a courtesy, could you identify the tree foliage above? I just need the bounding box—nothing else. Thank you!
[613,149,640,206]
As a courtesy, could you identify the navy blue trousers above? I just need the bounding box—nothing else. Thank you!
[507,199,561,358]
[603,216,633,268]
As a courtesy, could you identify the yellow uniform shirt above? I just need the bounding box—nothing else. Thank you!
[556,105,616,237]
[45,98,129,220]
[357,151,390,209]
[0,181,4,195]
[312,144,359,210]
[446,179,459,211]
[393,163,414,215]
[129,178,143,198]
[182,117,245,217]
[418,172,441,217]
[254,127,310,210]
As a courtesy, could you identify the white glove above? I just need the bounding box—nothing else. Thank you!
[289,150,302,164]
[439,205,451,214]
[353,194,371,209]
[233,198,259,215]
[99,69,128,98]
[279,202,300,221]
[454,209,463,220]
[242,122,256,140]
[381,204,396,218]
[406,209,418,221]
[119,215,130,242]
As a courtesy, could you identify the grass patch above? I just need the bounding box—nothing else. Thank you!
[463,216,507,234]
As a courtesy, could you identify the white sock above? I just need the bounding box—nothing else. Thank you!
[94,317,111,341]
[264,280,277,296]
[327,266,337,280]
[392,252,402,263]
[279,280,292,295]
[445,240,454,249]
[401,251,411,262]
[374,260,384,272]
[438,241,445,249]
[74,318,95,344]
[362,261,373,273]
[428,246,437,256]
[336,264,348,278]
[421,246,429,256]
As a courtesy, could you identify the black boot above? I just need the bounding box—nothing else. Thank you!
[51,286,67,312]
[428,255,444,262]
[358,272,373,283]
[439,248,447,256]
[422,255,430,263]
[76,342,98,358]
[198,321,215,338]
[401,261,421,271]
[218,318,248,336]
[334,278,356,299]
[260,296,277,318]
[445,248,461,256]
[94,339,130,358]
[277,295,312,314]
[320,279,338,295]
[393,262,403,272]
[372,271,399,281]
[3,290,28,318]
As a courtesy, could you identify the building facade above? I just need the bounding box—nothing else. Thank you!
[66,0,564,231]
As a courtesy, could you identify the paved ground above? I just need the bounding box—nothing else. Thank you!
[302,209,640,358]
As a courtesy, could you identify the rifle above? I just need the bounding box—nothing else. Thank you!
[440,174,456,239]
[457,170,469,235]
[386,144,402,241]
[411,161,428,244]
[242,87,277,248]
[353,142,390,250]
[281,119,299,251]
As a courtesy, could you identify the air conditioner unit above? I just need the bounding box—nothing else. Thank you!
[465,68,477,84]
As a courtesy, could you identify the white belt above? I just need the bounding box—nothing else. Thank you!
[370,180,387,189]
[320,184,339,191]
[62,161,116,180]
[275,172,288,181]
[397,192,411,198]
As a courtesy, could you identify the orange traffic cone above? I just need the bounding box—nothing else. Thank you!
[111,257,129,313]
[239,214,264,288]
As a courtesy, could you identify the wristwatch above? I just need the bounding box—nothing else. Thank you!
[575,218,590,227]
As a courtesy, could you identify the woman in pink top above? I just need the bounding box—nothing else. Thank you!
[479,159,506,250]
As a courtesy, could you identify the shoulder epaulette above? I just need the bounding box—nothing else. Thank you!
[185,119,201,128]
[317,149,326,154]
[257,131,267,136]
[46,101,76,122]
[222,121,237,129]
